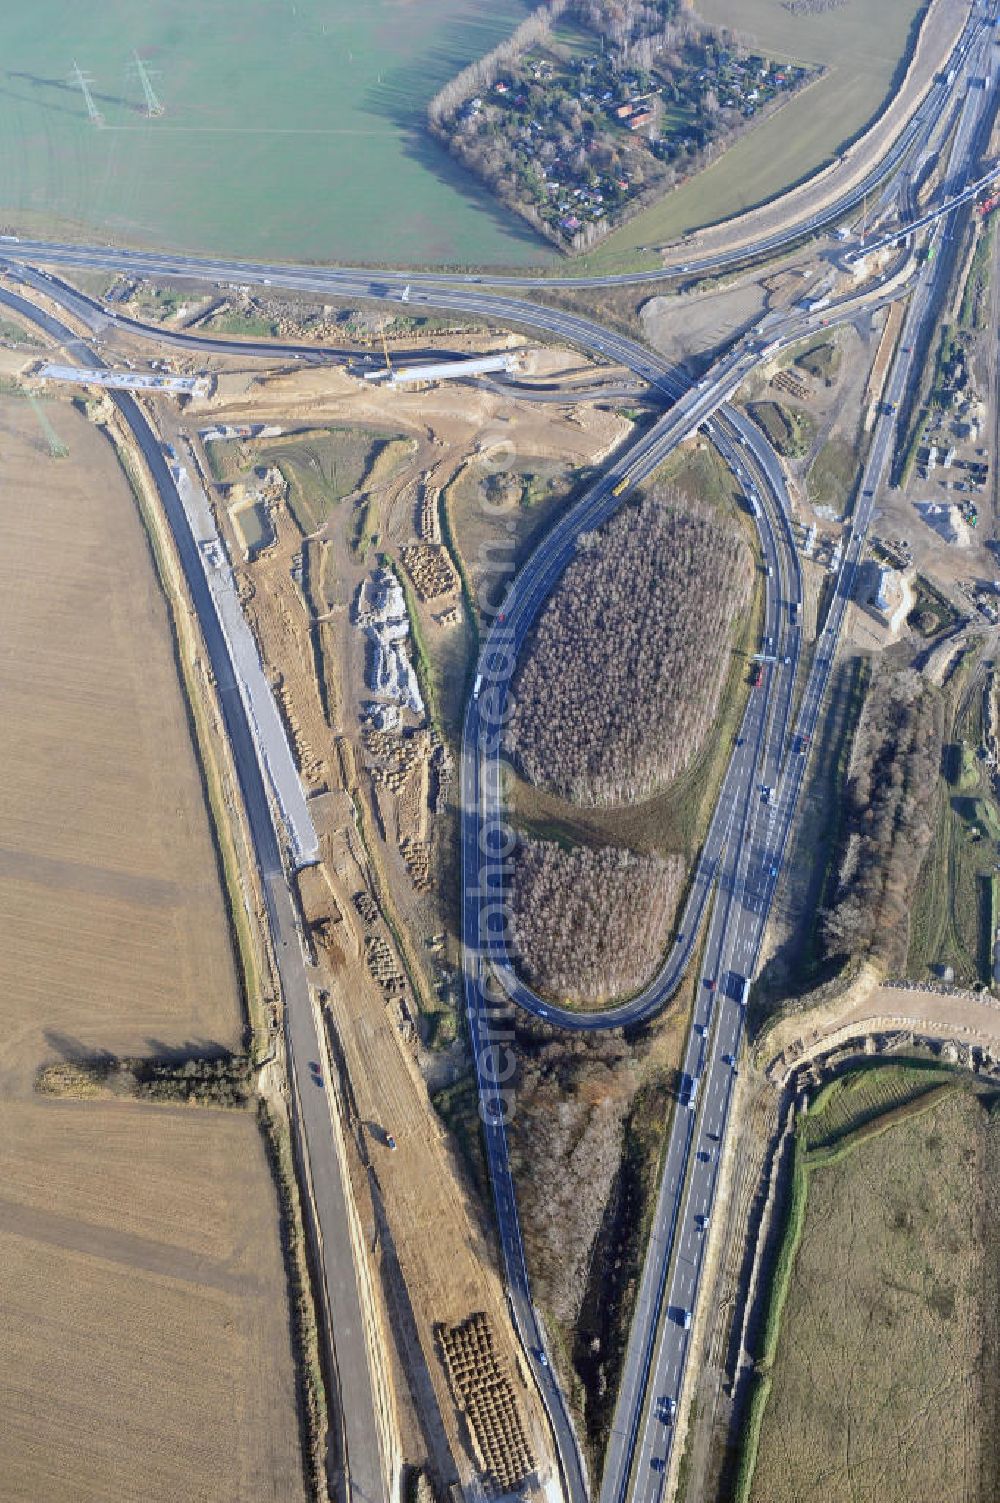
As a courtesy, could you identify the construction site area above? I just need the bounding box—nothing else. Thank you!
[57,310,634,1499]
[8,108,1000,1492]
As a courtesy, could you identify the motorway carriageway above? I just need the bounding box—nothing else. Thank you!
[460,297,812,1503]
[463,24,998,1494]
[614,26,1000,1500]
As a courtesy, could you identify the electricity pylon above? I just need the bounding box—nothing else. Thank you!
[70,61,104,127]
[131,51,164,117]
[27,393,68,458]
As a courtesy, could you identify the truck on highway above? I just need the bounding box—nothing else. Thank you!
[473,674,483,699]
[681,1073,699,1110]
[789,600,800,625]
[725,972,751,1007]
[612,476,630,497]
[749,662,763,688]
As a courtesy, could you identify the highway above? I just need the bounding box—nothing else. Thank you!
[1,10,994,1501]
[605,22,1000,1503]
[0,163,872,1503]
[0,283,389,1503]
[9,172,960,1503]
[0,5,988,312]
[459,15,999,1503]
[0,4,988,297]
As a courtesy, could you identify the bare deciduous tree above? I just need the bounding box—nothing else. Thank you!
[820,666,943,969]
[510,839,685,1002]
[505,486,752,805]
[507,1024,646,1326]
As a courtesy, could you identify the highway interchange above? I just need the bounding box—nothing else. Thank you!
[2,7,998,1502]
[463,11,999,1502]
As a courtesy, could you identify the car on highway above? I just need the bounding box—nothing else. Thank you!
[682,1309,692,1331]
[705,977,716,991]
[650,1457,666,1473]
[536,1348,549,1367]
[657,1396,677,1423]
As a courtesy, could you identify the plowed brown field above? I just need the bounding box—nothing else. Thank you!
[0,393,305,1502]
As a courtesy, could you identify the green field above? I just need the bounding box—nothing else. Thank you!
[740,1070,1000,1503]
[0,0,551,267]
[578,0,929,270]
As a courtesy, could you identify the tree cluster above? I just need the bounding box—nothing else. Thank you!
[573,0,683,63]
[507,1026,645,1326]
[509,838,684,1002]
[821,667,944,969]
[426,2,807,250]
[427,0,571,125]
[36,1052,255,1107]
[505,487,751,805]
